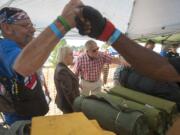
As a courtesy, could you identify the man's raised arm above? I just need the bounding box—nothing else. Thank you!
[13,0,83,76]
[74,6,180,82]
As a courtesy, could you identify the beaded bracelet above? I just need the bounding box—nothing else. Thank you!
[57,16,71,31]
[49,23,63,39]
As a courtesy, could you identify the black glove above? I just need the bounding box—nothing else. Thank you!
[75,6,106,38]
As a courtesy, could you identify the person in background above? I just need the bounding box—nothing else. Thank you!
[166,44,179,58]
[144,40,155,50]
[54,46,80,113]
[113,40,155,86]
[74,40,126,96]
[160,44,170,57]
[160,44,179,58]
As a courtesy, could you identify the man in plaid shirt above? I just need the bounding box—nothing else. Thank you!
[74,40,123,96]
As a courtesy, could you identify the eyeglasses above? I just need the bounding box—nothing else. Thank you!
[92,47,99,52]
[12,21,35,29]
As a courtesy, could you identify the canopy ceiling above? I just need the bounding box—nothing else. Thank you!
[1,0,180,44]
[126,0,180,44]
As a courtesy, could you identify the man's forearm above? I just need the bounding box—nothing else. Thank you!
[113,34,180,82]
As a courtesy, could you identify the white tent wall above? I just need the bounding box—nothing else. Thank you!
[0,0,134,39]
[126,0,180,40]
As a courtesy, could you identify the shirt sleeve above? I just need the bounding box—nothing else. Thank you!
[160,50,167,57]
[0,40,21,78]
[102,53,113,64]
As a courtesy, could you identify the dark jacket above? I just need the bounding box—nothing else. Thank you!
[54,63,80,113]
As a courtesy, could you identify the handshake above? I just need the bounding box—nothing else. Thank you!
[61,2,122,45]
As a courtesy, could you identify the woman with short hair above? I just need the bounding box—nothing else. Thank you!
[54,46,80,113]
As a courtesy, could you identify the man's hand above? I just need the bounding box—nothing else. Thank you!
[61,0,83,28]
[75,6,106,38]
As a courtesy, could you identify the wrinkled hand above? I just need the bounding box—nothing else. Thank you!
[75,6,106,38]
[61,0,83,28]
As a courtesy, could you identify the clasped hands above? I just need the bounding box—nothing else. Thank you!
[61,0,109,41]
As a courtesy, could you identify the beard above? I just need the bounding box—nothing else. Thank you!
[22,35,34,47]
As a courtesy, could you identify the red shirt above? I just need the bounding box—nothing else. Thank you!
[74,52,112,81]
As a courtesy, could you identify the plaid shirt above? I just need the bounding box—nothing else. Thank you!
[74,52,112,81]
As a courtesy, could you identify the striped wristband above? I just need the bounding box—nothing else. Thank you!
[49,23,63,39]
[57,16,71,31]
[98,20,115,41]
[107,29,121,45]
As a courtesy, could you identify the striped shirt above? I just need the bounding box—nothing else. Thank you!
[74,52,112,81]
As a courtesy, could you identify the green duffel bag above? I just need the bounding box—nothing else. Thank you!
[94,93,166,135]
[73,95,151,135]
[108,86,178,124]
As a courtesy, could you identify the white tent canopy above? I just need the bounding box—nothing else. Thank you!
[1,0,180,42]
[126,0,180,40]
